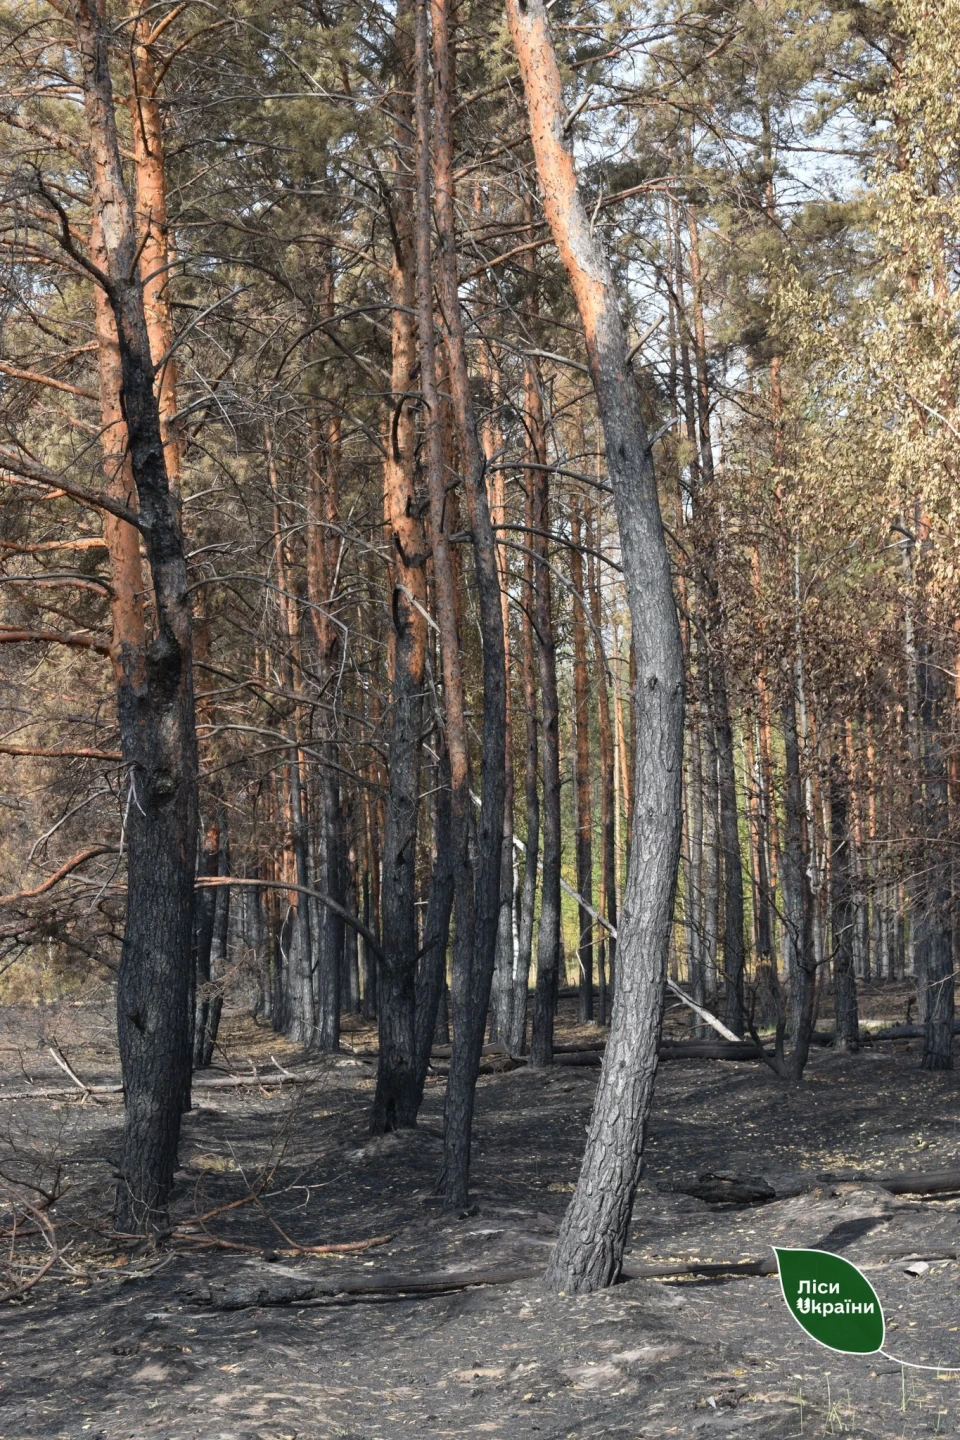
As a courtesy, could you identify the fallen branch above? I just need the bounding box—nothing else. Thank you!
[0,1061,356,1102]
[0,1083,123,1100]
[175,1232,392,1261]
[0,1186,59,1303]
[0,744,122,761]
[47,1045,105,1103]
[665,979,743,1044]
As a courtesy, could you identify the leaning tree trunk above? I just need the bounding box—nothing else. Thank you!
[507,0,684,1294]
[74,0,198,1236]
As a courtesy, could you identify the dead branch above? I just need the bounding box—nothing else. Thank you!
[0,846,119,905]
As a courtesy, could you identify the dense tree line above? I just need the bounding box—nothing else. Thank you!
[0,0,957,1287]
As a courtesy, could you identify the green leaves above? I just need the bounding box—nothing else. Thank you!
[775,1248,885,1355]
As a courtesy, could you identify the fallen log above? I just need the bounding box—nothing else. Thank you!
[183,1253,788,1310]
[429,1041,765,1074]
[868,1021,960,1041]
[666,1166,960,1205]
[659,1041,764,1062]
[184,1233,960,1311]
[663,1172,779,1205]
[798,1020,960,1046]
[852,1168,960,1196]
[183,1262,544,1309]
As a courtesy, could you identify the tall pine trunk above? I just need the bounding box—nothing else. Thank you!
[75,0,198,1235]
[428,0,506,1203]
[508,0,684,1293]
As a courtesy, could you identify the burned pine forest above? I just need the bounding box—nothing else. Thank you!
[2,1,960,1437]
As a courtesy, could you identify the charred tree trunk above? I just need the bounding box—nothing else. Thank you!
[266,428,314,1045]
[586,501,616,1024]
[427,0,506,1205]
[511,510,540,1057]
[412,0,475,1204]
[570,498,594,1023]
[779,685,817,1082]
[713,662,746,1036]
[917,639,954,1069]
[413,739,455,1109]
[487,381,516,1048]
[830,756,860,1052]
[198,815,229,1069]
[192,816,219,1069]
[74,0,198,1236]
[507,0,684,1293]
[528,364,561,1067]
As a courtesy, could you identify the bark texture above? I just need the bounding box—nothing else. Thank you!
[74,0,198,1235]
[429,0,507,1204]
[507,0,684,1293]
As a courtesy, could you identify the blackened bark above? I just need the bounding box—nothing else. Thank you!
[372,0,429,1122]
[342,830,361,1014]
[412,0,475,1205]
[429,0,507,1206]
[830,757,860,1052]
[285,748,315,1044]
[361,869,378,1020]
[684,710,705,1018]
[570,500,594,1023]
[316,763,343,1052]
[509,432,541,1058]
[373,690,423,1125]
[917,641,954,1069]
[779,686,816,1083]
[713,664,746,1036]
[413,741,455,1108]
[528,370,561,1068]
[198,817,229,1069]
[72,0,198,1235]
[586,503,617,1022]
[192,819,219,1071]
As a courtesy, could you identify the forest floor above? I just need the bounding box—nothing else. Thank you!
[1,983,959,1440]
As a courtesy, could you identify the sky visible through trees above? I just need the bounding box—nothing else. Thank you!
[1,0,959,1327]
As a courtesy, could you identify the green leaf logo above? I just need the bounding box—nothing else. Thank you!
[774,1248,885,1355]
